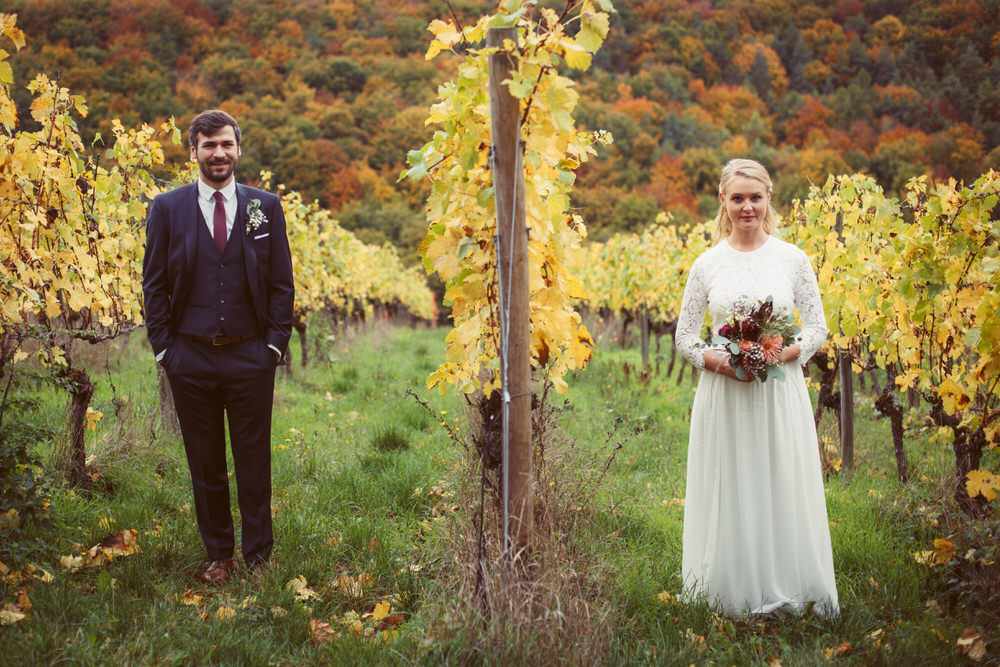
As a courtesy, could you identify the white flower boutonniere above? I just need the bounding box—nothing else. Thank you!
[246,199,268,235]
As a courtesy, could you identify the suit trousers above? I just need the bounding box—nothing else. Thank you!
[164,334,277,565]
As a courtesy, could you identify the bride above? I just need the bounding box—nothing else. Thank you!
[674,158,839,616]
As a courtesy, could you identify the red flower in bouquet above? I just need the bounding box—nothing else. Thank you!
[711,296,800,382]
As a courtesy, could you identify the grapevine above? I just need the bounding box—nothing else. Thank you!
[403,0,615,395]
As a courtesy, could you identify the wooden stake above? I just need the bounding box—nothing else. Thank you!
[834,211,855,470]
[487,27,533,559]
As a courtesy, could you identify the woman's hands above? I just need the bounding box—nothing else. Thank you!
[702,349,753,382]
[702,343,801,382]
[778,343,800,364]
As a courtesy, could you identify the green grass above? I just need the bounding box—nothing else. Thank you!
[1,324,996,664]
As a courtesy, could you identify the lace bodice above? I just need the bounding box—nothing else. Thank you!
[675,236,827,370]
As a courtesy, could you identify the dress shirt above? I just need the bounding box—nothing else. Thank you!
[198,179,237,244]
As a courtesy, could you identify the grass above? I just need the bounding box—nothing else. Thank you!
[1,322,996,664]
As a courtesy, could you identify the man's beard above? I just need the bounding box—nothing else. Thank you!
[199,158,237,186]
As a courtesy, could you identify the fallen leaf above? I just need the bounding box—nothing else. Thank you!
[178,589,204,606]
[365,600,390,622]
[655,591,676,604]
[824,641,852,658]
[216,606,235,621]
[285,575,320,601]
[333,572,371,598]
[309,618,339,644]
[60,555,84,570]
[933,538,956,565]
[380,612,406,628]
[684,628,707,654]
[0,609,26,625]
[957,630,987,662]
[0,509,19,530]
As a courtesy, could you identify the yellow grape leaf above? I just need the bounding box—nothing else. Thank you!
[178,589,204,606]
[575,10,610,52]
[0,13,26,50]
[655,591,676,604]
[560,39,592,70]
[937,377,971,415]
[85,407,103,430]
[0,508,18,530]
[933,538,956,565]
[966,469,999,502]
[367,600,390,622]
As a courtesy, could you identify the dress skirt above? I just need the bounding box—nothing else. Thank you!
[681,361,839,616]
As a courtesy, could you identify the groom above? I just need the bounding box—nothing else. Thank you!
[142,109,294,583]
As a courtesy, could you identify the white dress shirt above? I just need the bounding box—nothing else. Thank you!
[197,178,237,244]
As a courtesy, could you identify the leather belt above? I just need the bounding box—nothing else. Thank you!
[181,332,257,346]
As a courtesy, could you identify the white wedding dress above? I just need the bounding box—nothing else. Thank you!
[675,235,839,616]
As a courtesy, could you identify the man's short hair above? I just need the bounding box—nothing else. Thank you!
[188,109,241,148]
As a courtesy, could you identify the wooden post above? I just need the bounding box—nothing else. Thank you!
[488,27,533,559]
[835,211,855,471]
[640,307,650,368]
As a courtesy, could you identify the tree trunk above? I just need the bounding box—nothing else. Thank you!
[838,348,855,471]
[811,352,840,427]
[927,397,989,518]
[64,366,95,486]
[874,370,907,483]
[292,312,308,369]
[157,364,179,432]
[619,311,632,348]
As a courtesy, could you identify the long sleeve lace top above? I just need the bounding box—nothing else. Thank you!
[674,236,827,370]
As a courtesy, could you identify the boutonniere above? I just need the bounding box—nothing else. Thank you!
[246,199,268,235]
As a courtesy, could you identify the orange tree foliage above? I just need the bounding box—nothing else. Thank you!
[2,0,997,248]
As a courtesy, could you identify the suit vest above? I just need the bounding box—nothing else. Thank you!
[177,215,258,338]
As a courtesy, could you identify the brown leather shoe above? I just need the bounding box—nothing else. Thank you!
[247,558,270,578]
[200,558,237,583]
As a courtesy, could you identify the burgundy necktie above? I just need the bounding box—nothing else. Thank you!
[212,191,227,254]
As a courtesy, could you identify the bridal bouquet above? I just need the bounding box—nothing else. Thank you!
[711,296,800,382]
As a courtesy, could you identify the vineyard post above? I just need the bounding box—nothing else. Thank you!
[487,26,533,559]
[835,211,855,470]
[640,306,650,368]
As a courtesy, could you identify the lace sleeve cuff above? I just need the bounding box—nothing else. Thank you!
[792,251,828,365]
[675,260,709,370]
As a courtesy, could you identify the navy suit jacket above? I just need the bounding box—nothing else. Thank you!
[142,182,295,359]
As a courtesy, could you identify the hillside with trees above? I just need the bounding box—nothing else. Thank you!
[7,0,999,247]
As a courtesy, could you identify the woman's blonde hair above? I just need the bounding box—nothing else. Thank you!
[713,158,780,243]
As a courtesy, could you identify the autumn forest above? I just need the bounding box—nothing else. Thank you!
[7,0,1000,258]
